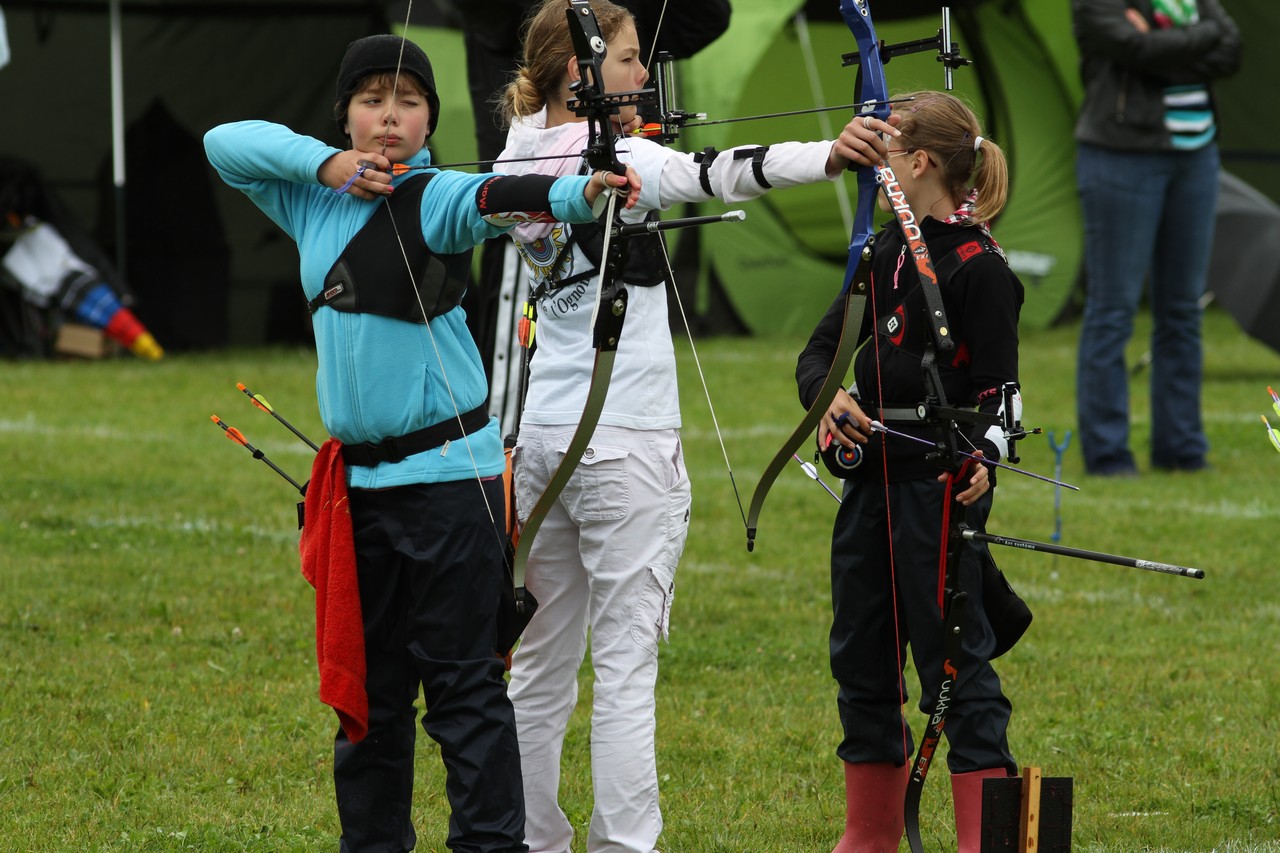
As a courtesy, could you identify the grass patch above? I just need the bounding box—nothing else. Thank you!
[1,307,1277,850]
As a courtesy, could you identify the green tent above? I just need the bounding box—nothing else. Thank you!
[403,0,1272,344]
[3,0,1271,345]
[666,0,1082,334]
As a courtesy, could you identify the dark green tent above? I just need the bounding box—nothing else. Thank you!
[0,0,393,348]
[1,0,1273,344]
[669,0,1272,335]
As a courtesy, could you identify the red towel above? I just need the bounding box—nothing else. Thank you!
[299,438,368,742]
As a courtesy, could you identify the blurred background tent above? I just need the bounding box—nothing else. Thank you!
[623,0,1276,336]
[0,0,1275,348]
[0,0,393,353]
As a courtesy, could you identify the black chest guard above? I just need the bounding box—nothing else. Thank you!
[569,214,665,287]
[309,173,472,323]
[531,211,666,299]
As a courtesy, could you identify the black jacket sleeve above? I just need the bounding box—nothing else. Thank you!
[1187,0,1242,80]
[1072,0,1227,77]
[957,254,1024,463]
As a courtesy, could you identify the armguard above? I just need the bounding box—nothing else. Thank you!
[476,174,561,221]
[693,147,721,196]
[733,146,773,189]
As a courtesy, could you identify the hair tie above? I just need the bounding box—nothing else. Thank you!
[973,135,985,153]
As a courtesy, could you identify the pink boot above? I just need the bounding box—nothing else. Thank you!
[950,768,1010,853]
[831,762,909,853]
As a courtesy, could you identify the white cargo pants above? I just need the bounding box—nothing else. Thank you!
[509,424,691,853]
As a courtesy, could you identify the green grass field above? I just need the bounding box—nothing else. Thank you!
[2,308,1278,851]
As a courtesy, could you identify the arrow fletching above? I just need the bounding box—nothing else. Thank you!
[237,382,275,414]
[1263,415,1280,454]
[211,415,250,447]
[210,414,306,494]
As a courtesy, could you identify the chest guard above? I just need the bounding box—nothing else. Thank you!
[875,229,1003,341]
[530,211,666,299]
[309,173,472,323]
[568,215,665,287]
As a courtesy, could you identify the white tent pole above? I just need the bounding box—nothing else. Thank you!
[110,0,127,278]
[793,11,854,237]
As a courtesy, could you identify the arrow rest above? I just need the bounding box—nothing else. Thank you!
[646,51,704,144]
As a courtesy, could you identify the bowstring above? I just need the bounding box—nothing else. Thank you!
[377,0,508,558]
[655,233,747,529]
[639,0,744,527]
[643,0,670,71]
[865,227,912,773]
[845,1,913,768]
[793,10,855,236]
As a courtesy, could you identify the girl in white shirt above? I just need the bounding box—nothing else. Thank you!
[496,2,896,850]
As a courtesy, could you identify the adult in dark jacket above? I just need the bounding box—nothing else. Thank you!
[798,91,1025,853]
[1072,0,1241,475]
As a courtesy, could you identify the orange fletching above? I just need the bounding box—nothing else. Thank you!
[212,415,248,446]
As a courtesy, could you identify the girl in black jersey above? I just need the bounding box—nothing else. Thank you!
[796,91,1025,853]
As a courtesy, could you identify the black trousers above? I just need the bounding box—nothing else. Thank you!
[829,476,1016,775]
[336,478,527,853]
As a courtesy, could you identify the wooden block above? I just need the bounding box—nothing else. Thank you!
[1020,766,1042,850]
[981,773,1073,852]
[54,322,113,359]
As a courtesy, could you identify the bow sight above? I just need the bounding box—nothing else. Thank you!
[565,0,656,176]
[841,6,971,92]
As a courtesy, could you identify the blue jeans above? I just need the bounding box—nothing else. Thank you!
[1075,142,1218,473]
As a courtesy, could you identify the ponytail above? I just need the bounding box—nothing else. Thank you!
[500,0,635,123]
[969,135,1009,224]
[891,91,1009,223]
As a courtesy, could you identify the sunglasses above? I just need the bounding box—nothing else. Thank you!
[885,147,938,168]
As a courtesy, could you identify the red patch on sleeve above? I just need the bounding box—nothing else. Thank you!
[955,240,984,263]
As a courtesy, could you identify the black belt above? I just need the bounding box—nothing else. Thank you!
[341,404,490,467]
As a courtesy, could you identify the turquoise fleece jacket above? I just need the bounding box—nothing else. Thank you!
[205,120,594,488]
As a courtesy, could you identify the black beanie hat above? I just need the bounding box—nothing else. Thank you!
[335,34,440,138]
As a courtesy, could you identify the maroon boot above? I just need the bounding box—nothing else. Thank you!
[950,768,1009,853]
[831,761,909,853]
